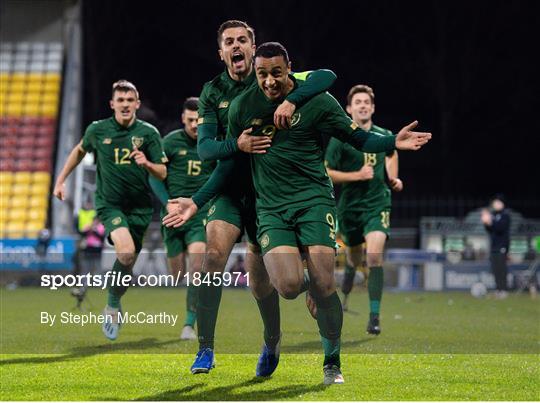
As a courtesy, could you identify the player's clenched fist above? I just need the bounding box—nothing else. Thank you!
[130,146,149,166]
[389,177,403,192]
[53,182,66,201]
[274,99,296,129]
[352,165,374,181]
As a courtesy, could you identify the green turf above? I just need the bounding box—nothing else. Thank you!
[1,287,539,400]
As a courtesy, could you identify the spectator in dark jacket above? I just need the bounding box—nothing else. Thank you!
[481,194,511,298]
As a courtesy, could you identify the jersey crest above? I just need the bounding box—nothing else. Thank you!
[131,136,144,148]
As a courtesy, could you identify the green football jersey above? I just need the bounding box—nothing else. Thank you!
[227,76,394,213]
[162,129,214,198]
[198,69,257,140]
[81,117,167,213]
[325,125,393,213]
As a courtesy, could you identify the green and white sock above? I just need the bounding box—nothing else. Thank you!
[185,282,198,327]
[314,291,343,367]
[368,266,383,318]
[107,259,131,309]
[197,273,223,350]
[256,288,281,351]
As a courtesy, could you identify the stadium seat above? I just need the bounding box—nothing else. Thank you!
[20,116,40,126]
[41,103,58,117]
[6,102,23,116]
[26,81,43,93]
[15,160,33,171]
[6,221,26,238]
[8,91,25,104]
[24,103,41,116]
[28,209,46,222]
[25,92,41,104]
[45,73,61,82]
[37,125,55,137]
[35,136,53,147]
[33,148,51,160]
[30,183,49,196]
[17,131,38,142]
[1,136,17,147]
[14,172,33,185]
[0,172,13,186]
[16,148,34,159]
[29,61,45,72]
[0,206,9,223]
[32,159,51,171]
[11,183,30,197]
[42,93,58,104]
[0,193,10,209]
[26,220,46,235]
[1,159,15,171]
[27,73,44,83]
[28,196,47,209]
[10,195,29,208]
[8,208,27,221]
[0,148,16,159]
[9,81,26,93]
[43,81,59,93]
[0,61,10,72]
[32,172,51,185]
[10,72,27,82]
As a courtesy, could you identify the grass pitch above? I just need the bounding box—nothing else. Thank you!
[1,287,539,400]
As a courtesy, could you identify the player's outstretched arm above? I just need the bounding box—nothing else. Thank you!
[162,197,198,228]
[162,157,237,228]
[275,69,337,129]
[149,176,170,206]
[395,121,432,150]
[53,141,86,201]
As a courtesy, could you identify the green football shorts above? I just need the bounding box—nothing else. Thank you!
[338,207,390,247]
[161,207,207,258]
[257,204,337,254]
[97,207,153,253]
[206,194,258,245]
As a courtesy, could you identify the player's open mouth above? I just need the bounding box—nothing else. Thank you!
[231,52,245,68]
[264,87,280,98]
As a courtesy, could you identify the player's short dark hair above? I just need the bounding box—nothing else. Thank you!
[255,42,289,64]
[183,97,199,112]
[217,20,255,47]
[347,84,375,105]
[112,80,139,99]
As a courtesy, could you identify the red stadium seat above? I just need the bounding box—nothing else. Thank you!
[18,137,35,148]
[19,125,38,137]
[15,160,33,171]
[33,148,51,159]
[35,136,53,148]
[4,117,21,126]
[37,125,55,137]
[32,159,51,171]
[38,117,56,127]
[20,116,41,126]
[0,148,16,159]
[1,137,17,148]
[16,149,34,159]
[1,159,15,171]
